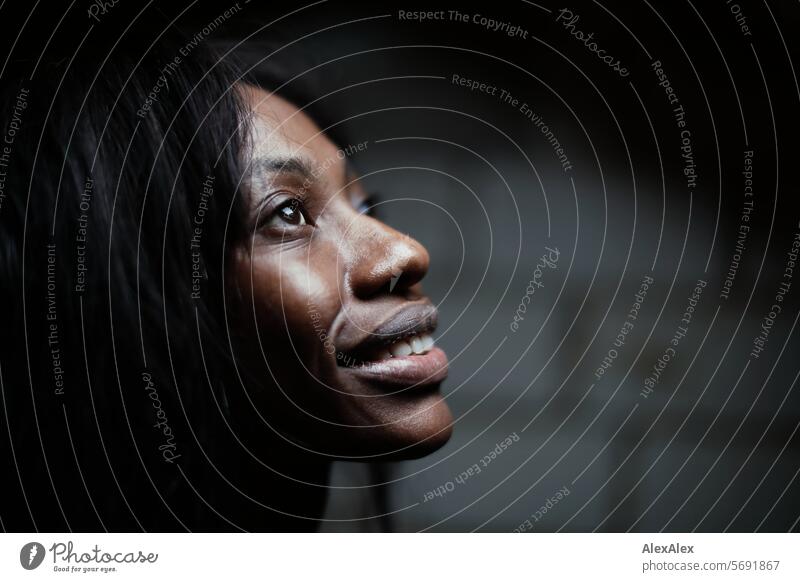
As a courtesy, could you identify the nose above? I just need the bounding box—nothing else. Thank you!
[347,215,430,299]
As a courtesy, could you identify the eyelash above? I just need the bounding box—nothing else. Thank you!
[257,192,313,232]
[357,193,379,217]
[255,190,380,235]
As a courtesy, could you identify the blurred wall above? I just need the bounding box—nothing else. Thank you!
[205,0,800,532]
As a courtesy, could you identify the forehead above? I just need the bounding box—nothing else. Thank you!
[243,85,341,166]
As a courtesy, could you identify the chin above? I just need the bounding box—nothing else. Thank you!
[298,386,453,459]
[346,389,454,460]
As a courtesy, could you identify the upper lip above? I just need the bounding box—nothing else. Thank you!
[335,302,438,357]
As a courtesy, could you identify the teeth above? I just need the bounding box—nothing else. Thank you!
[390,341,413,357]
[377,333,435,359]
[359,334,435,362]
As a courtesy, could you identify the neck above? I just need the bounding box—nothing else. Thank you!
[230,427,333,532]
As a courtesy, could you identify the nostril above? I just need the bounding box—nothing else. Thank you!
[389,267,403,293]
[364,271,411,298]
[349,227,430,298]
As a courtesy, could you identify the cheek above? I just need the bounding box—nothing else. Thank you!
[238,246,343,353]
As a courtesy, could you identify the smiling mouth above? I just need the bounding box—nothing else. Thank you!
[339,345,449,388]
[342,332,436,365]
[336,304,449,387]
[336,303,439,366]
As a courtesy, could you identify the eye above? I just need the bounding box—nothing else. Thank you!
[275,199,307,225]
[260,197,311,231]
[355,194,378,217]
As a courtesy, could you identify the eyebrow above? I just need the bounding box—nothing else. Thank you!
[250,155,317,182]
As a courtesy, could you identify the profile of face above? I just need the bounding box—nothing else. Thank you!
[231,86,453,460]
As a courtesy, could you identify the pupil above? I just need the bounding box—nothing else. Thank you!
[280,202,299,223]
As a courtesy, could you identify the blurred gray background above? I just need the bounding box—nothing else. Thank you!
[208,0,800,531]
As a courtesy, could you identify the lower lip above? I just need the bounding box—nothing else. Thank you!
[343,347,449,388]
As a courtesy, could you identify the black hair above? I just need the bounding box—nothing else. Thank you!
[0,3,328,531]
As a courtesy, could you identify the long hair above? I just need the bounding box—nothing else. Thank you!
[0,5,259,531]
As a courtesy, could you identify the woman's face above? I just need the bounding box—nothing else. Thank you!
[232,86,452,459]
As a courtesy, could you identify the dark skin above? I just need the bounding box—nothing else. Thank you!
[227,87,453,526]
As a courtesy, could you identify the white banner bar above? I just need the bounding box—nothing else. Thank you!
[1,533,797,581]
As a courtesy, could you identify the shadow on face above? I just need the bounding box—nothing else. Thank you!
[230,85,453,460]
